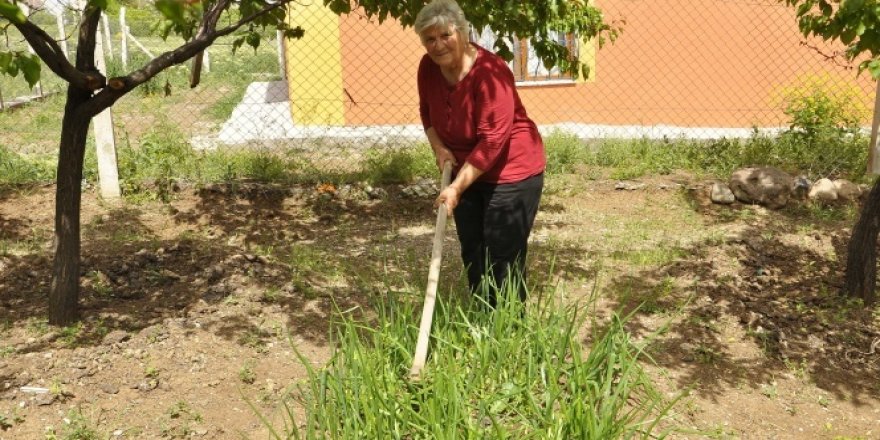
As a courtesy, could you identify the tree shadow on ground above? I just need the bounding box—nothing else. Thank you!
[0,184,53,244]
[0,214,32,246]
[0,183,454,356]
[602,193,879,406]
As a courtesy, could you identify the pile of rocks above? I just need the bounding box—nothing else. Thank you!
[710,166,867,209]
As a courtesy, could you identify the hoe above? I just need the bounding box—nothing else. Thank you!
[410,160,452,379]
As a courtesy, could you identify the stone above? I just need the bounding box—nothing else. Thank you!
[614,181,647,191]
[35,393,56,406]
[833,179,861,201]
[103,330,130,345]
[808,178,837,202]
[710,182,736,204]
[729,167,793,209]
[791,176,811,200]
[137,379,159,392]
[367,187,388,199]
[401,180,436,199]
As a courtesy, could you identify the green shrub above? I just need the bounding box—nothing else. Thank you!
[778,74,868,137]
[117,121,196,200]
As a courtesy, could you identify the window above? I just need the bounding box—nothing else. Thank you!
[471,28,578,83]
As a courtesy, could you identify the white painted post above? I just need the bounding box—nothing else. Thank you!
[56,11,68,60]
[203,49,210,73]
[276,30,287,79]
[120,7,128,71]
[19,4,43,97]
[101,13,113,61]
[869,79,880,176]
[93,22,121,200]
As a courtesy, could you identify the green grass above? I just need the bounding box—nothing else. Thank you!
[610,247,687,267]
[0,137,57,185]
[361,146,436,184]
[544,129,588,174]
[45,408,101,440]
[254,280,678,439]
[525,127,871,184]
[584,130,868,182]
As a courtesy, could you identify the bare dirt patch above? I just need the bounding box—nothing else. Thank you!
[0,174,878,439]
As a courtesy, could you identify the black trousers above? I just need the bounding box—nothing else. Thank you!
[453,173,543,307]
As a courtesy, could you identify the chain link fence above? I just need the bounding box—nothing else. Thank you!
[1,0,875,182]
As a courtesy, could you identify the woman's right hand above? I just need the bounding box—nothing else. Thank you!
[432,145,457,172]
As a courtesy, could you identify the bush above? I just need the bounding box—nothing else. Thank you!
[117,122,196,200]
[778,73,868,137]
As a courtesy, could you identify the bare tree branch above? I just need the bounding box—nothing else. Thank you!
[800,41,855,70]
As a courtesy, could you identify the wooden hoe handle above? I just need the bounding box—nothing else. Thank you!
[409,161,453,379]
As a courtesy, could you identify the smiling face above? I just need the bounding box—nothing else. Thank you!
[420,24,466,70]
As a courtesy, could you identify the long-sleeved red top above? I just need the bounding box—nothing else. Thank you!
[418,44,546,184]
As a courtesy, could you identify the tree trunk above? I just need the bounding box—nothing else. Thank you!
[844,177,880,306]
[48,85,94,325]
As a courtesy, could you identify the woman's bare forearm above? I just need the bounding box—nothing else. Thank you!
[449,162,483,194]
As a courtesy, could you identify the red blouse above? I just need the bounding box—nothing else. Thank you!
[418,44,546,184]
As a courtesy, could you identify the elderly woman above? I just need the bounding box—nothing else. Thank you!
[415,0,546,307]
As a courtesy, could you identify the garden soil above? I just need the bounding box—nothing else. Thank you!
[0,174,878,439]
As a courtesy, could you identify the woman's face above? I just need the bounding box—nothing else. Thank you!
[420,24,465,69]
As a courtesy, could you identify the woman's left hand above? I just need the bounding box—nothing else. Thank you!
[436,185,460,214]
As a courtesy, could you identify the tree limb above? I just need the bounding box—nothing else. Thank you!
[214,0,292,39]
[13,20,96,90]
[199,0,233,36]
[75,3,102,73]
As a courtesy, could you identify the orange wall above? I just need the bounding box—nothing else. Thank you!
[331,1,874,128]
[560,0,873,127]
[338,15,424,125]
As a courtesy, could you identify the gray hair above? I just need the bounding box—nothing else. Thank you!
[414,0,470,37]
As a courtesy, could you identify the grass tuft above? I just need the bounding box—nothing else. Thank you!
[253,280,678,439]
